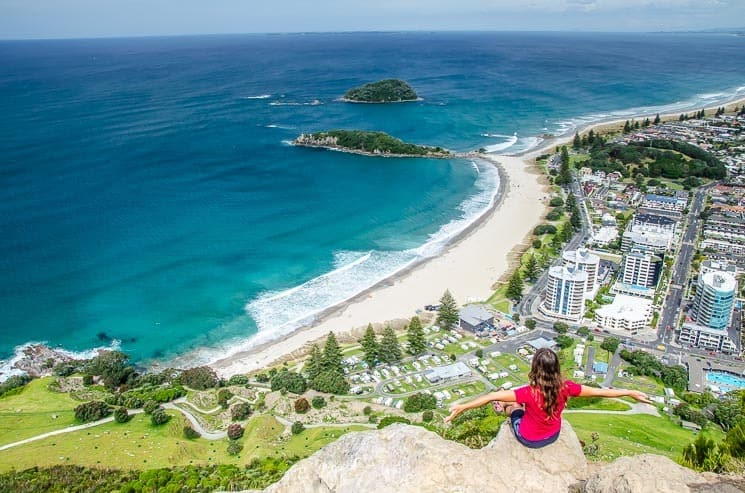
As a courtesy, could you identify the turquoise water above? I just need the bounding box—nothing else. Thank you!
[706,370,745,393]
[1,32,745,372]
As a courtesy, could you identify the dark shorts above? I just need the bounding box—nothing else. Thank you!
[509,409,560,449]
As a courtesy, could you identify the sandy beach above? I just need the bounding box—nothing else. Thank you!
[210,96,745,377]
[211,150,551,376]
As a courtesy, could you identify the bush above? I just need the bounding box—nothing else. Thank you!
[179,366,219,390]
[311,396,326,409]
[230,402,252,421]
[0,374,33,397]
[377,416,411,429]
[82,374,94,386]
[227,441,243,456]
[150,407,170,426]
[475,349,483,358]
[553,321,569,334]
[368,414,378,424]
[533,224,557,236]
[422,410,434,422]
[363,405,372,416]
[227,423,244,440]
[113,407,130,423]
[255,373,270,383]
[291,421,305,435]
[217,388,233,409]
[74,401,112,423]
[525,319,537,330]
[53,362,77,377]
[532,239,542,249]
[143,399,160,414]
[227,374,249,386]
[403,393,437,413]
[311,370,349,394]
[183,425,201,439]
[270,370,307,394]
[294,398,310,414]
[546,210,562,221]
[549,197,564,207]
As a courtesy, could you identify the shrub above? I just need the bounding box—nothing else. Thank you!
[377,416,410,429]
[546,210,562,221]
[270,370,307,394]
[311,370,349,394]
[403,393,437,413]
[179,366,219,390]
[74,401,112,423]
[230,402,252,421]
[227,441,243,456]
[294,398,310,414]
[227,423,244,440]
[255,373,270,383]
[475,349,483,358]
[143,400,160,414]
[363,405,372,416]
[532,239,542,249]
[549,197,564,207]
[227,374,249,386]
[533,224,557,236]
[217,388,233,409]
[311,396,326,409]
[422,410,434,422]
[183,425,200,439]
[82,374,94,386]
[53,362,76,377]
[291,421,305,435]
[525,319,537,330]
[150,408,170,426]
[113,407,130,423]
[368,414,378,424]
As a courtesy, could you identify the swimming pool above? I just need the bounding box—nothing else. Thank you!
[705,370,745,393]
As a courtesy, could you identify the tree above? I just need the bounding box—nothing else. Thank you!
[506,271,523,301]
[86,351,135,390]
[422,410,434,422]
[623,120,631,133]
[406,316,427,356]
[559,221,573,242]
[379,326,402,364]
[403,393,437,413]
[217,388,233,409]
[227,423,244,440]
[556,335,573,349]
[183,425,200,439]
[294,397,310,414]
[305,344,324,381]
[600,336,620,356]
[231,402,252,421]
[179,366,219,390]
[565,192,576,209]
[654,113,661,124]
[532,239,542,249]
[150,407,170,426]
[436,290,459,328]
[321,332,343,374]
[291,421,305,435]
[74,401,112,423]
[513,313,520,323]
[577,326,590,337]
[270,369,307,394]
[553,321,569,334]
[572,132,581,149]
[525,319,537,330]
[113,407,129,424]
[524,254,539,282]
[570,207,582,230]
[358,324,379,369]
[312,370,349,394]
[311,396,326,409]
[227,441,243,456]
[556,146,572,186]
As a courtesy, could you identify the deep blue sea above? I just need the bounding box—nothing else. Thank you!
[1,32,744,372]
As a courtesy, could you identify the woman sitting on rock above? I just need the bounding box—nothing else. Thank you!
[444,348,651,448]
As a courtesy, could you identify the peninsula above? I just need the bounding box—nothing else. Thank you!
[294,130,451,158]
[343,79,418,103]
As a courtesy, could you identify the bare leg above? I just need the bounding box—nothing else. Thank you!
[503,403,523,417]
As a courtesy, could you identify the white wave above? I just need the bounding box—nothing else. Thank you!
[270,99,323,107]
[698,92,725,100]
[480,133,514,138]
[237,160,501,345]
[264,124,296,130]
[0,340,121,382]
[242,94,272,99]
[484,134,519,153]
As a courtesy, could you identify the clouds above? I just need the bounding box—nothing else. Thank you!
[0,0,743,39]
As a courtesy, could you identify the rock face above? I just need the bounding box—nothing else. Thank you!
[252,421,586,493]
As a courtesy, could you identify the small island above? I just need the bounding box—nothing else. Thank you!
[343,79,418,103]
[294,130,451,158]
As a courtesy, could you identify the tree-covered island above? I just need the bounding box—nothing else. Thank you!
[343,79,418,103]
[294,130,451,158]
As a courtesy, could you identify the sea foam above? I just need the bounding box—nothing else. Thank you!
[0,340,121,382]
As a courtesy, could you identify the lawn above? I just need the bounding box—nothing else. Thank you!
[0,377,80,446]
[565,397,631,412]
[565,413,723,462]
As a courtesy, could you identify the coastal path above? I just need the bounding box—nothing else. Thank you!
[0,409,144,452]
[162,401,226,440]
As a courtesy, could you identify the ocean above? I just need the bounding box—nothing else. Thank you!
[1,32,744,372]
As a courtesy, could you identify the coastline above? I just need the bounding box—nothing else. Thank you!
[210,94,745,378]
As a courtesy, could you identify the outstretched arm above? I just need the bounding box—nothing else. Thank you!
[579,385,651,403]
[444,390,517,423]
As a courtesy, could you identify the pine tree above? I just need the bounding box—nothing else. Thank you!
[306,344,323,381]
[623,120,631,133]
[571,207,582,230]
[524,254,539,282]
[436,289,459,329]
[556,146,572,186]
[587,129,595,144]
[406,316,427,355]
[654,113,661,124]
[379,325,402,364]
[321,332,343,374]
[358,324,379,369]
[643,117,650,127]
[506,271,523,301]
[565,192,576,209]
[634,121,640,129]
[572,132,581,149]
[560,221,573,242]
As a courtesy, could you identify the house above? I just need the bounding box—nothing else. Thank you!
[459,304,495,334]
[527,337,557,351]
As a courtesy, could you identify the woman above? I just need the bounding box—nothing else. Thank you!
[444,348,651,448]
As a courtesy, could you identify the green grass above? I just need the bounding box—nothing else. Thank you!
[0,377,80,446]
[566,397,632,412]
[565,413,723,462]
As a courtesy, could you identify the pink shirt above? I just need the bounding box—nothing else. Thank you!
[513,380,582,441]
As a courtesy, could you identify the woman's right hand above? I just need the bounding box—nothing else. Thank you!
[444,404,468,423]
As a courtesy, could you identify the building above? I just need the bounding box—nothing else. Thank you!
[562,248,600,292]
[690,271,737,330]
[700,259,738,278]
[632,213,677,234]
[679,323,738,353]
[621,214,676,253]
[701,238,745,257]
[423,362,472,384]
[594,294,653,334]
[540,265,588,321]
[459,305,495,334]
[619,249,662,289]
[527,337,557,351]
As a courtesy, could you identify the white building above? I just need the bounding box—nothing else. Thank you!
[562,248,600,293]
[620,249,662,289]
[594,294,653,334]
[679,323,738,353]
[541,265,587,321]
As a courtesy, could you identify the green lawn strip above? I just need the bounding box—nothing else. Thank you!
[277,426,368,458]
[0,412,240,473]
[565,413,721,462]
[0,377,80,446]
[566,397,631,412]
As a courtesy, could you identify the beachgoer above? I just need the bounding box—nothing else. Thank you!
[444,348,651,448]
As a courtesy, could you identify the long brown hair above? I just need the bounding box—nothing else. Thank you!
[528,348,564,419]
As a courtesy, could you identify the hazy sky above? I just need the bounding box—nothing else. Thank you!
[1,0,744,39]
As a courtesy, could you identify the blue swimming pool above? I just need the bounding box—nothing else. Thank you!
[705,370,745,393]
